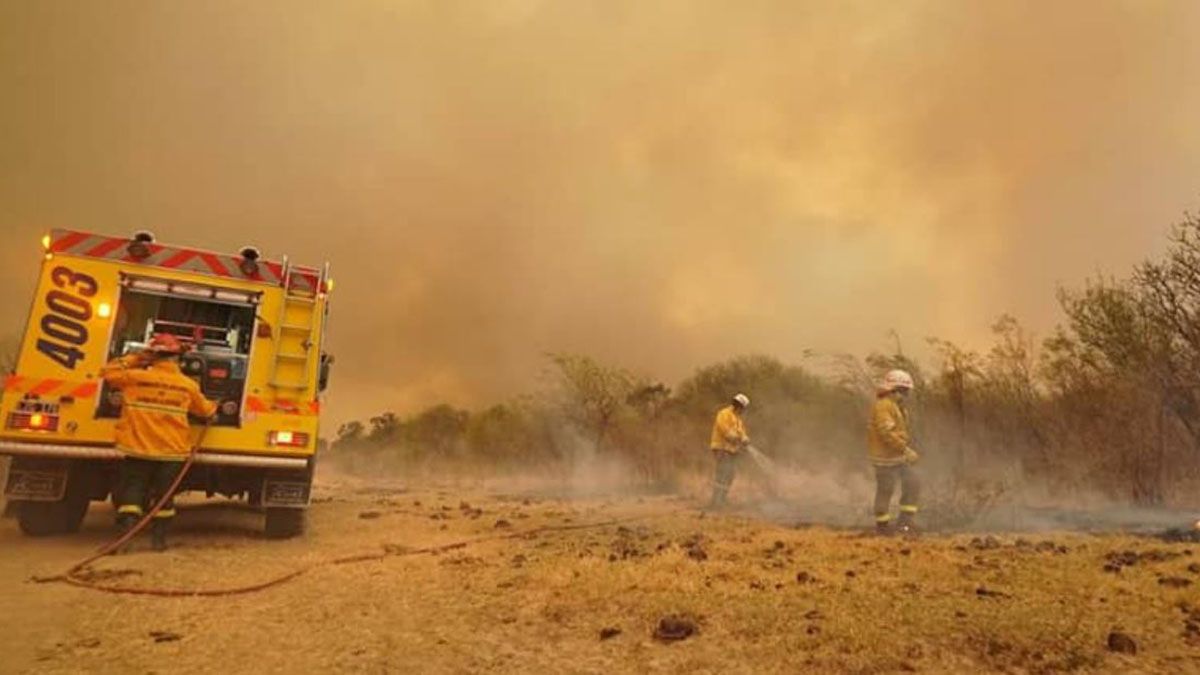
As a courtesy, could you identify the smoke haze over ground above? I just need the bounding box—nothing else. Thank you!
[2,1,1199,425]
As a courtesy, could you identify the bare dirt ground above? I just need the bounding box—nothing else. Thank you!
[3,474,1200,674]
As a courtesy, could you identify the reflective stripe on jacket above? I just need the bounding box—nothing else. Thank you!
[710,405,748,454]
[867,394,910,466]
[101,355,217,460]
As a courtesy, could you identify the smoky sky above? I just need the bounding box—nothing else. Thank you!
[2,1,1199,426]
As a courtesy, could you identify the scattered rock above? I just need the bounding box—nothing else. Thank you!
[1187,563,1200,575]
[653,614,698,642]
[1035,540,1070,554]
[358,511,382,520]
[803,609,823,620]
[149,631,182,644]
[1107,631,1137,655]
[844,570,857,578]
[599,627,622,640]
[1107,551,1139,568]
[680,534,709,561]
[494,519,512,529]
[796,571,818,584]
[899,548,911,556]
[1159,576,1192,589]
[975,586,1011,599]
[1103,549,1183,573]
[76,638,100,649]
[609,536,645,561]
[970,536,1002,550]
[806,625,820,635]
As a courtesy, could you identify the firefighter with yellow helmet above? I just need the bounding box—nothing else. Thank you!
[708,393,751,508]
[867,369,920,534]
[100,333,217,550]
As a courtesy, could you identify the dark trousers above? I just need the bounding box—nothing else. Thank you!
[710,449,742,506]
[873,464,919,522]
[117,458,183,520]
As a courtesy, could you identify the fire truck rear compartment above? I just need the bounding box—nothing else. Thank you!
[98,279,258,427]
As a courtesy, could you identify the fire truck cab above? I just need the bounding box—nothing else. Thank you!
[1,229,332,538]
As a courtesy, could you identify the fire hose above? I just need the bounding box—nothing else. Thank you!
[33,425,660,597]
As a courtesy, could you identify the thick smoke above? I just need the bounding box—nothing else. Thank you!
[1,1,1198,426]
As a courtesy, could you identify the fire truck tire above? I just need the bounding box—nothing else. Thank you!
[265,508,305,539]
[17,495,89,536]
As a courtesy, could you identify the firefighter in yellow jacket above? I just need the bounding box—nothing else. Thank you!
[101,333,217,550]
[708,393,751,508]
[867,369,920,534]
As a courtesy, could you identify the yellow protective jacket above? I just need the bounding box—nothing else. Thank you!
[101,354,217,461]
[710,405,749,454]
[867,394,911,466]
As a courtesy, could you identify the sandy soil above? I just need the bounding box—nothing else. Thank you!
[2,475,1200,674]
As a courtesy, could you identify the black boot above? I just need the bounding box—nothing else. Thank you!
[896,512,918,535]
[151,519,169,552]
[116,513,138,532]
[875,519,894,536]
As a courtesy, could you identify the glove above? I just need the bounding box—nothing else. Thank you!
[903,447,920,465]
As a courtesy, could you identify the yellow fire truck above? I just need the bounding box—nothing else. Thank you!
[1,229,332,538]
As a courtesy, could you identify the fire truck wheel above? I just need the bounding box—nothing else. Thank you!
[17,494,89,536]
[265,508,305,539]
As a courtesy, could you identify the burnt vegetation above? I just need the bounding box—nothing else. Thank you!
[327,216,1200,509]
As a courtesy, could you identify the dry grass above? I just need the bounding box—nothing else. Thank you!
[2,477,1199,673]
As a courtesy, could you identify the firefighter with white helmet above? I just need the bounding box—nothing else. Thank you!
[867,369,920,534]
[708,393,751,508]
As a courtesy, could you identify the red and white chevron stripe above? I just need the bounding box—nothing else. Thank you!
[48,229,324,293]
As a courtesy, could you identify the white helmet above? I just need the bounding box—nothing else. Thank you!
[881,369,915,393]
[732,393,750,408]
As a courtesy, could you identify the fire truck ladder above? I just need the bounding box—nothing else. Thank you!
[268,257,327,397]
